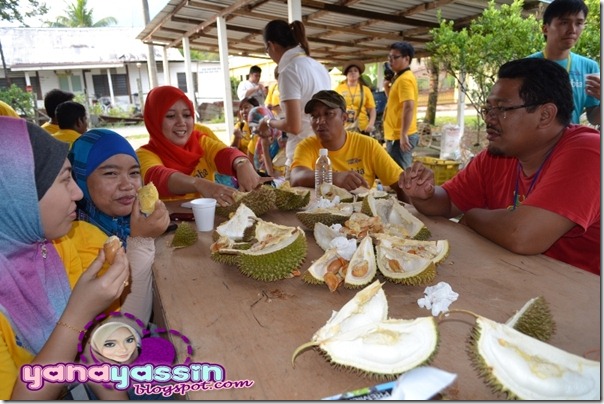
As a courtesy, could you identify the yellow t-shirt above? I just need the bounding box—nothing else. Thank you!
[137,135,229,201]
[383,70,418,141]
[291,131,402,188]
[231,121,252,154]
[41,122,60,134]
[52,129,80,147]
[334,81,376,132]
[194,123,224,145]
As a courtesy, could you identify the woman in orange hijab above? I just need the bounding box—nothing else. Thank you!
[137,86,268,206]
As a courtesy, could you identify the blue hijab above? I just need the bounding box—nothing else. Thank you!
[69,129,139,243]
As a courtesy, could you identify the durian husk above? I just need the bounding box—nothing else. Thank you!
[469,316,600,400]
[296,203,355,230]
[362,195,431,240]
[292,281,439,379]
[505,296,556,342]
[343,235,377,289]
[318,183,355,203]
[171,222,198,249]
[234,220,307,282]
[209,235,251,266]
[215,185,276,218]
[373,234,449,265]
[214,203,257,242]
[273,181,311,211]
[375,243,436,286]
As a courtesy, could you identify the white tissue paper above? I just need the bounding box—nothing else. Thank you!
[329,236,357,261]
[417,282,459,316]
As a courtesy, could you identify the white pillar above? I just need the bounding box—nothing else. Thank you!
[456,70,466,136]
[107,69,115,106]
[288,0,302,22]
[217,16,234,134]
[162,47,171,86]
[183,36,196,109]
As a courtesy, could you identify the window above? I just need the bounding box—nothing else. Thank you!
[176,72,198,93]
[91,73,128,98]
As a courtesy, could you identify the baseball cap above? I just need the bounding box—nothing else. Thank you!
[304,90,346,113]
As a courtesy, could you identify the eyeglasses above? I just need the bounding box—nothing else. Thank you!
[310,110,340,124]
[388,54,403,61]
[480,103,540,120]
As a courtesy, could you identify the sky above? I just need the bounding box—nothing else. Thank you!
[7,0,167,27]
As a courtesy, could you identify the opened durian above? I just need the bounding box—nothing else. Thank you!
[362,195,431,240]
[209,235,252,266]
[171,222,198,249]
[273,181,311,210]
[292,281,439,379]
[215,185,275,218]
[375,242,436,286]
[344,235,377,289]
[233,220,307,281]
[313,222,346,251]
[303,237,357,291]
[505,296,556,342]
[317,183,355,203]
[296,202,355,230]
[469,315,600,400]
[351,187,390,201]
[373,234,449,265]
[214,203,257,242]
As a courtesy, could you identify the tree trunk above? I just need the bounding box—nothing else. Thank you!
[425,58,439,125]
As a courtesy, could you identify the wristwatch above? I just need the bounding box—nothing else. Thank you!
[263,115,273,128]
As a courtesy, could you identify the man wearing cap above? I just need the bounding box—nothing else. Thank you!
[383,42,419,170]
[290,90,408,202]
[334,60,377,135]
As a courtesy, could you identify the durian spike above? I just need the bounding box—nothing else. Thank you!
[291,340,319,368]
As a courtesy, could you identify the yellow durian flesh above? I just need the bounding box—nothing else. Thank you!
[376,244,436,285]
[344,235,377,288]
[138,182,159,215]
[471,316,600,400]
[373,234,449,265]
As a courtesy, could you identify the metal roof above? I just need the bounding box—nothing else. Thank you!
[137,0,546,68]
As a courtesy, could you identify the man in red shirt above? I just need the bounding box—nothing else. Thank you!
[400,58,600,275]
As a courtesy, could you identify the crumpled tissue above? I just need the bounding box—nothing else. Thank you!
[380,366,457,400]
[329,236,356,261]
[417,282,459,316]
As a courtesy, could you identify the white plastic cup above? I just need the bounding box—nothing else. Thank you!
[190,198,217,232]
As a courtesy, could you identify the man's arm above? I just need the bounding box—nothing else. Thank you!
[290,165,314,188]
[399,100,414,149]
[462,205,576,255]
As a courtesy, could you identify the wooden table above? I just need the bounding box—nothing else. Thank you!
[151,201,600,400]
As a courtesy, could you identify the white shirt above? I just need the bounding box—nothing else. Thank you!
[278,45,331,166]
[237,79,265,104]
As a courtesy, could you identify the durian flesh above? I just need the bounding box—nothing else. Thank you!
[214,203,257,241]
[376,243,436,286]
[362,195,431,240]
[471,316,600,400]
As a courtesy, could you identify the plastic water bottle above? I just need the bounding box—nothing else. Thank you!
[315,148,332,197]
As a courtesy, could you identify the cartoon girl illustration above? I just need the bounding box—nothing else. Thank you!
[90,322,141,364]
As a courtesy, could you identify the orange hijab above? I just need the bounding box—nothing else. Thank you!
[141,86,204,174]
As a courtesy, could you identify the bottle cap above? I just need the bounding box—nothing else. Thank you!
[319,148,328,156]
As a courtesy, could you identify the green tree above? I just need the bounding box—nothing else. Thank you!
[427,0,543,123]
[0,84,35,119]
[574,0,600,63]
[45,0,117,27]
[0,0,48,24]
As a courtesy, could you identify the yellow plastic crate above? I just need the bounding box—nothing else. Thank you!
[413,156,460,185]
